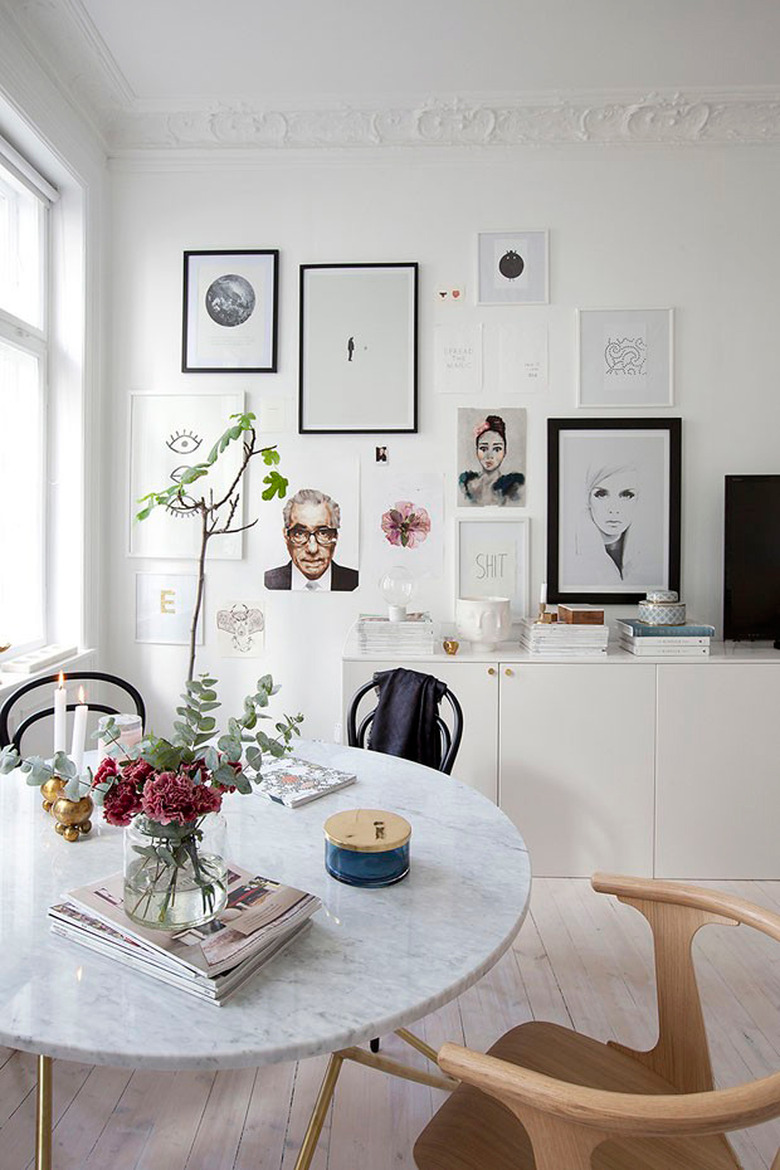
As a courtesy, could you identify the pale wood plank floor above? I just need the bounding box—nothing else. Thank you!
[2,878,779,1169]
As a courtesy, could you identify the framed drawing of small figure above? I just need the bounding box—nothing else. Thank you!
[299,263,418,433]
[182,250,278,372]
[577,308,674,408]
[547,417,681,605]
[458,408,526,507]
[456,517,530,618]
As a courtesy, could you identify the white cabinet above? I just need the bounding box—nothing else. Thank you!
[342,648,780,880]
[342,659,499,803]
[655,664,780,879]
[499,664,656,878]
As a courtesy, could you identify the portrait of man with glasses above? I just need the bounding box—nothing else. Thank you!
[264,488,359,591]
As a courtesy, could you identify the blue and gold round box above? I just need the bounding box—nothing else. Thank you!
[324,808,411,888]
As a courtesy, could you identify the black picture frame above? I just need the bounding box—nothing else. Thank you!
[547,417,681,604]
[299,262,418,434]
[182,249,278,373]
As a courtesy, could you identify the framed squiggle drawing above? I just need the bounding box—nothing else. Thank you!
[577,308,674,408]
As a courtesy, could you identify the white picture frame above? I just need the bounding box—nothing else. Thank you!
[577,308,674,408]
[476,230,549,305]
[135,573,204,645]
[129,392,244,559]
[456,516,530,619]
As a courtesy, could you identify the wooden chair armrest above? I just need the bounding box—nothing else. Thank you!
[437,1044,780,1138]
[591,872,780,943]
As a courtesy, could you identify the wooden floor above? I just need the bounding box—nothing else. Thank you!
[2,878,779,1169]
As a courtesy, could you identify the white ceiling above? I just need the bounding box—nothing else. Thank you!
[77,0,780,103]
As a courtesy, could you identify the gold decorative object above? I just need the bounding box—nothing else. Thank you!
[51,793,94,843]
[40,777,65,813]
[0,642,10,654]
[442,638,459,656]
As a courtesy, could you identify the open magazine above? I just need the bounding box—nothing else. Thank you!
[49,865,320,1004]
[255,756,357,808]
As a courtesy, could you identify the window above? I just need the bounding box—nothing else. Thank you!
[0,153,50,655]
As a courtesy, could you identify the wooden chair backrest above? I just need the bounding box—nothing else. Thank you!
[437,874,780,1170]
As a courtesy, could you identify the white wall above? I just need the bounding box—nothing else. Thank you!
[106,146,780,739]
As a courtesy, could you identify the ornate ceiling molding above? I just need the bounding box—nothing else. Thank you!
[109,92,780,153]
[4,3,780,153]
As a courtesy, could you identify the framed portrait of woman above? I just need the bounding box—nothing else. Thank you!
[457,408,527,507]
[547,418,681,604]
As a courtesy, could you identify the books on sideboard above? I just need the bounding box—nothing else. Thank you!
[49,866,320,1004]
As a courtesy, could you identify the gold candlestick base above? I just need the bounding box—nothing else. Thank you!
[51,794,94,842]
[41,777,65,814]
[536,603,558,624]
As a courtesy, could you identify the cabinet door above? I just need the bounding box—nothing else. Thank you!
[342,660,499,802]
[656,665,780,879]
[498,664,655,877]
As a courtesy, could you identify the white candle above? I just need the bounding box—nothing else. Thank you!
[71,686,88,773]
[53,672,67,756]
[540,582,548,606]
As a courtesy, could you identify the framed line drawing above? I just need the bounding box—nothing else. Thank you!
[547,417,681,605]
[456,516,530,619]
[577,308,674,408]
[299,263,418,433]
[129,392,244,559]
[476,231,549,305]
[182,250,278,372]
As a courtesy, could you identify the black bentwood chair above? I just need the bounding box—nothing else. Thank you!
[0,671,146,754]
[346,676,464,777]
[346,669,464,1055]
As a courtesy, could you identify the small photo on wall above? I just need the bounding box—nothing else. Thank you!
[263,462,360,592]
[136,573,204,645]
[457,408,527,507]
[577,308,673,408]
[216,600,265,657]
[477,231,548,305]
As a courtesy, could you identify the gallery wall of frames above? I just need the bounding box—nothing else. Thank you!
[105,150,780,737]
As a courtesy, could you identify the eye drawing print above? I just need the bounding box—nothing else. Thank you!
[165,428,202,517]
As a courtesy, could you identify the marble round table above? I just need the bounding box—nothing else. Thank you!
[3,741,531,1165]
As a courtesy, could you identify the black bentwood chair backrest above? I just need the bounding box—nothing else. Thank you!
[346,676,464,776]
[0,671,146,754]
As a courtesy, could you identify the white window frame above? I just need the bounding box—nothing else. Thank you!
[0,144,53,659]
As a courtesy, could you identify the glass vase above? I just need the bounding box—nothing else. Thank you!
[123,812,228,931]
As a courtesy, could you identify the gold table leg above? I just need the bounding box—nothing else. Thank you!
[36,1054,53,1170]
[293,1053,344,1170]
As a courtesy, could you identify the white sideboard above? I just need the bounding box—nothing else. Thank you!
[342,642,780,881]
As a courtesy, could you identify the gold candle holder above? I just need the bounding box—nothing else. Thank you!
[41,776,65,813]
[52,793,94,843]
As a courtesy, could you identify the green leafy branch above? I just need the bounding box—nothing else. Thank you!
[134,412,289,680]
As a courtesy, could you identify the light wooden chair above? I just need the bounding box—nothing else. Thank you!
[414,873,780,1170]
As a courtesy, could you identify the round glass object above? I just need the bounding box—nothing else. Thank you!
[123,812,228,931]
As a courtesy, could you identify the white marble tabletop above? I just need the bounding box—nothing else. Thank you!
[0,741,530,1071]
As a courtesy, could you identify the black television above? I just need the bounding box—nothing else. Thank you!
[724,475,780,646]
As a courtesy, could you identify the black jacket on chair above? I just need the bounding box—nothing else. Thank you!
[368,668,447,770]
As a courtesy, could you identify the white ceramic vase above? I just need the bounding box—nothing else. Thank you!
[455,597,512,651]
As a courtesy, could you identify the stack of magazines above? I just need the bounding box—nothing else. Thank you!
[49,866,320,1004]
[617,618,715,657]
[355,612,434,655]
[519,617,610,657]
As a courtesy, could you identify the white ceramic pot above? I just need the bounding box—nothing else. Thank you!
[455,597,512,651]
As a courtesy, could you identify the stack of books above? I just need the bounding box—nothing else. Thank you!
[355,612,434,655]
[617,619,716,657]
[519,617,610,657]
[49,866,320,1004]
[256,756,357,808]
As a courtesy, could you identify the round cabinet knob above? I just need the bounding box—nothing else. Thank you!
[505,668,515,677]
[487,667,496,676]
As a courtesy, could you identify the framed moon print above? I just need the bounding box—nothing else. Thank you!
[547,418,681,605]
[182,250,278,372]
[577,308,674,408]
[477,231,549,305]
[299,263,418,433]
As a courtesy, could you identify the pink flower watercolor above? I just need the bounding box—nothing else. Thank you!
[381,501,431,549]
